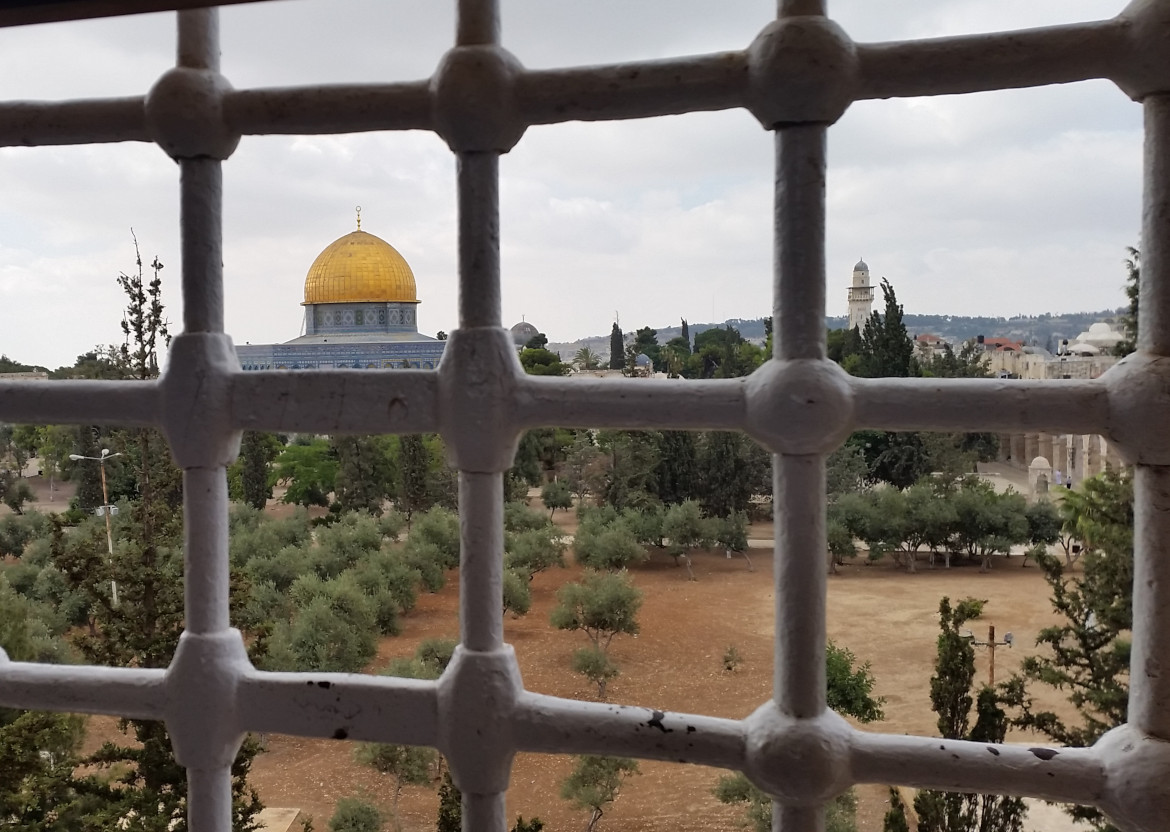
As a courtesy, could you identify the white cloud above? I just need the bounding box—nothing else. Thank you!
[0,0,1143,368]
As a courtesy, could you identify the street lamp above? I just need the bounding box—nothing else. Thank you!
[962,624,1013,685]
[68,448,122,607]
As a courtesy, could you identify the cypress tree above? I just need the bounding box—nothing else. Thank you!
[680,318,690,347]
[399,434,431,522]
[436,769,462,832]
[911,597,1025,832]
[608,323,623,370]
[332,434,392,515]
[859,278,915,378]
[72,426,105,512]
[239,431,281,510]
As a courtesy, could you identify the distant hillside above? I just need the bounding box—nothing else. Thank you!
[548,309,1125,363]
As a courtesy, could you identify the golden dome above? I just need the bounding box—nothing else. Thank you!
[303,230,418,305]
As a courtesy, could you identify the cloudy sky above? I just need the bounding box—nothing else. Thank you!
[0,0,1142,369]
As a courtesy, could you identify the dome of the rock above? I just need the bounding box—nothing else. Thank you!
[303,230,418,305]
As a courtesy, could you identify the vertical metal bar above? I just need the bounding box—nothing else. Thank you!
[457,152,502,329]
[774,127,828,361]
[456,0,500,46]
[1140,95,1170,356]
[180,159,225,334]
[183,467,230,635]
[1129,465,1170,739]
[178,7,219,71]
[778,0,826,16]
[463,792,507,832]
[176,9,224,335]
[774,803,824,832]
[1127,95,1170,742]
[773,453,827,717]
[187,767,231,832]
[459,472,504,651]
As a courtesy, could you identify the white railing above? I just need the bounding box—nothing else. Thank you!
[2,2,1169,830]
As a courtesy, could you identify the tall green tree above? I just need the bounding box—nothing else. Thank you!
[597,431,659,511]
[0,575,89,831]
[35,425,74,501]
[398,434,431,521]
[234,431,283,510]
[275,439,338,509]
[653,431,699,505]
[1002,470,1132,831]
[632,326,662,371]
[608,323,624,370]
[1114,247,1139,357]
[858,279,915,379]
[912,597,1025,832]
[699,432,753,518]
[332,434,393,516]
[52,238,262,831]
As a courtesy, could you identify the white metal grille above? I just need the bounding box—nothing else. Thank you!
[2,2,1169,831]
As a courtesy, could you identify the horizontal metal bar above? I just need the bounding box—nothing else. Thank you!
[856,19,1124,100]
[0,379,161,426]
[515,375,748,431]
[229,369,441,434]
[851,376,1109,435]
[237,670,439,747]
[518,52,748,124]
[0,18,1129,151]
[0,97,147,147]
[224,82,433,136]
[851,731,1104,806]
[0,661,165,720]
[514,692,747,770]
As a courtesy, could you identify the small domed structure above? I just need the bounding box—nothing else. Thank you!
[511,321,540,347]
[854,258,869,272]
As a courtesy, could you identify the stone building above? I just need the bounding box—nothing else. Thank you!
[846,258,874,331]
[235,218,445,371]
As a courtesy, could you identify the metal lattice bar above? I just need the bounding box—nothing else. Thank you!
[1,2,1169,832]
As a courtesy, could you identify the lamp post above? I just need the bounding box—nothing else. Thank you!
[69,448,122,607]
[963,624,1013,685]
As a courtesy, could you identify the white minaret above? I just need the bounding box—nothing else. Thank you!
[847,259,874,331]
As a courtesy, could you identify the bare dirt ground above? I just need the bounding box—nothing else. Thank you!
[239,535,1072,831]
[26,467,1078,832]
